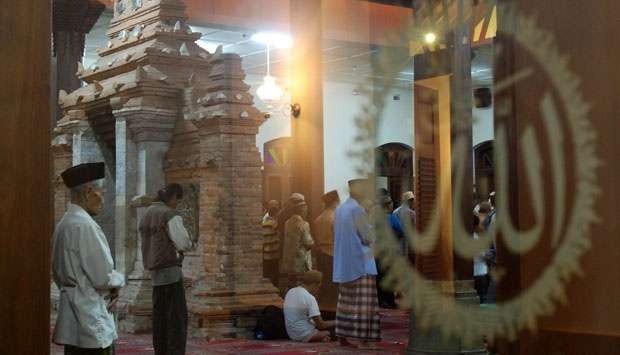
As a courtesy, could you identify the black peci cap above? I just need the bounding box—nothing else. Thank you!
[61,162,105,188]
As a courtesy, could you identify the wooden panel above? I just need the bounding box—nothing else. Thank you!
[415,157,443,279]
[521,329,620,355]
[496,0,620,352]
[0,0,52,353]
[413,84,445,280]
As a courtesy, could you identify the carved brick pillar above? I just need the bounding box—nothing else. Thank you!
[52,0,213,334]
[111,93,179,332]
[186,53,281,338]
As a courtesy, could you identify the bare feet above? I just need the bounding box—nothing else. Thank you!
[339,337,355,347]
[308,330,332,343]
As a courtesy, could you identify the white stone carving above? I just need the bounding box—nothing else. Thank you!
[180,42,190,56]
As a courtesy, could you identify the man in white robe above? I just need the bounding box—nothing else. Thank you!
[52,162,125,355]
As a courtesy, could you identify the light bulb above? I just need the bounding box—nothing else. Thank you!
[424,32,437,44]
[256,75,284,102]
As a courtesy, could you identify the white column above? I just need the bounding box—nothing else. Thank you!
[115,116,137,275]
[137,141,171,195]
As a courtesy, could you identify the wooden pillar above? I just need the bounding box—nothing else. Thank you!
[0,0,51,353]
[52,0,105,124]
[290,0,324,218]
[450,0,475,282]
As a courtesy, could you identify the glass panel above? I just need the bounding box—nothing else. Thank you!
[37,0,620,353]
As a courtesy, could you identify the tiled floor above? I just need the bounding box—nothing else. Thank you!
[51,309,410,354]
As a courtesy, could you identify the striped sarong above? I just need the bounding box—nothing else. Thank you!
[335,275,381,341]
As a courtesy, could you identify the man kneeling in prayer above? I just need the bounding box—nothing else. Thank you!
[284,270,335,342]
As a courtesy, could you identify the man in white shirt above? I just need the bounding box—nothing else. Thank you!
[140,183,194,355]
[284,270,335,343]
[52,162,125,355]
[473,214,491,303]
[393,190,416,229]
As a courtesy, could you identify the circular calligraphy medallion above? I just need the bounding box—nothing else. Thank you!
[354,4,600,343]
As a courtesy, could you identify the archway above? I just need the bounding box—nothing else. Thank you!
[376,142,414,205]
[473,140,494,203]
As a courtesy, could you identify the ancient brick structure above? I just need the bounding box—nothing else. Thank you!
[52,0,280,337]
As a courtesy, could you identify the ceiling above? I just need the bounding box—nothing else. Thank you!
[84,10,493,89]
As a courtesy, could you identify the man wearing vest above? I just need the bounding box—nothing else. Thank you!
[140,183,194,355]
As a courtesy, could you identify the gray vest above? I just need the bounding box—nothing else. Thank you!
[139,202,181,271]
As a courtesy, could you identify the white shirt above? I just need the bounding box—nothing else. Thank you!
[283,286,321,341]
[52,204,125,348]
[167,215,193,252]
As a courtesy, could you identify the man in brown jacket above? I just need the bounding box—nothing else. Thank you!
[140,183,194,355]
[280,193,314,290]
[312,190,340,310]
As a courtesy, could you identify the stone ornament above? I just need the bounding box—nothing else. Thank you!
[173,20,182,32]
[132,24,144,38]
[119,29,129,42]
[116,0,126,15]
[179,42,190,56]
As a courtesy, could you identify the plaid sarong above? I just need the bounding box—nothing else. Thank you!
[335,275,381,341]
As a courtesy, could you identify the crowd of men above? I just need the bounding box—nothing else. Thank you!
[50,160,496,354]
[266,184,497,347]
[261,180,419,348]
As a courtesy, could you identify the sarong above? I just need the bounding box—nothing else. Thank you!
[335,275,381,341]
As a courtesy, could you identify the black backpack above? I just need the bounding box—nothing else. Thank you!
[254,305,288,340]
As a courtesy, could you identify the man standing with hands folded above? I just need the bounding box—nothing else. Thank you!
[333,178,381,349]
[140,183,195,355]
[52,162,125,355]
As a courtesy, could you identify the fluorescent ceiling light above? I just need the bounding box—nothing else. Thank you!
[251,31,293,49]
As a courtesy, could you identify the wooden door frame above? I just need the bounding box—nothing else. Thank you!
[0,0,52,353]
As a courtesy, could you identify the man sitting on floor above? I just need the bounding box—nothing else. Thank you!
[284,270,335,343]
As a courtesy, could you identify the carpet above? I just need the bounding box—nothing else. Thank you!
[51,309,409,354]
